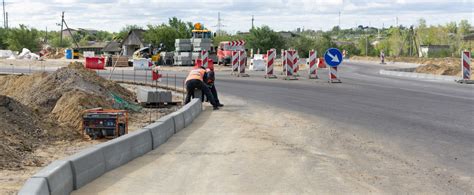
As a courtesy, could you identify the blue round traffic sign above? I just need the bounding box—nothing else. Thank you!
[324,48,343,67]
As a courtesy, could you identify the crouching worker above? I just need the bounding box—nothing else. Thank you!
[204,63,224,107]
[185,67,219,110]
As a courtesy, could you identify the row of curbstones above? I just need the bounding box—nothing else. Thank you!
[379,68,458,82]
[19,98,203,195]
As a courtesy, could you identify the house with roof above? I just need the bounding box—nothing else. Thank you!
[121,29,148,56]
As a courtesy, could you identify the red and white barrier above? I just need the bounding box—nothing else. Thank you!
[285,50,297,80]
[329,66,341,83]
[462,51,471,80]
[265,49,277,78]
[238,51,249,77]
[293,51,299,76]
[281,50,287,75]
[231,51,239,74]
[308,50,318,79]
[228,40,246,46]
[201,50,208,68]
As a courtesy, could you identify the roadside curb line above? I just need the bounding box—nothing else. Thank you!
[18,98,203,195]
[379,68,458,82]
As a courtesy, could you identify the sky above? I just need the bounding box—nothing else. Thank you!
[4,0,474,33]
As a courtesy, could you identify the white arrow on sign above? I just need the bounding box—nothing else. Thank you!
[327,51,340,63]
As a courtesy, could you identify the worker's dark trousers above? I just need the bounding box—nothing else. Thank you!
[209,84,220,104]
[185,79,217,107]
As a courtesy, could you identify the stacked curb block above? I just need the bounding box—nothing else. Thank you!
[18,98,203,195]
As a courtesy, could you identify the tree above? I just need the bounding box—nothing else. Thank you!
[287,35,315,58]
[244,26,285,52]
[144,24,180,51]
[168,17,193,38]
[6,25,40,52]
[0,28,9,49]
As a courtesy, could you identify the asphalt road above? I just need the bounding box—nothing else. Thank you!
[2,61,473,192]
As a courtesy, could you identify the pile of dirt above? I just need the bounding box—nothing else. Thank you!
[0,95,51,169]
[42,48,65,59]
[0,62,136,130]
[350,56,462,76]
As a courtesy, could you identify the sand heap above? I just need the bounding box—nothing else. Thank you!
[0,95,50,169]
[0,62,136,130]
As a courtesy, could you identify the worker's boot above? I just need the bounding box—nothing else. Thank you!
[217,103,224,107]
[213,106,219,110]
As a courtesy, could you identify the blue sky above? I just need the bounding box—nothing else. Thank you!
[5,0,474,33]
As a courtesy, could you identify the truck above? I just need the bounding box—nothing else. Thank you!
[217,40,246,66]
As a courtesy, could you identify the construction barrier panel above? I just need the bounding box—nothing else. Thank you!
[318,57,326,68]
[308,50,318,79]
[201,50,209,68]
[282,50,287,74]
[265,49,277,78]
[285,50,297,80]
[329,66,341,83]
[293,51,300,76]
[231,51,239,74]
[238,51,249,77]
[462,51,471,80]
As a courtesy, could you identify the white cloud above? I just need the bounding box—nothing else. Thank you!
[3,0,472,33]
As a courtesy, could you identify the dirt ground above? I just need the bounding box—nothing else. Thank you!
[0,64,181,195]
[351,56,464,76]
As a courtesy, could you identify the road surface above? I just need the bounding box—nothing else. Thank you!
[2,61,473,193]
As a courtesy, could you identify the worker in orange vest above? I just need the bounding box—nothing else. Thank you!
[185,66,219,110]
[204,63,224,107]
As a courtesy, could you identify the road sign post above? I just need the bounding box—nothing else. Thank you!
[324,48,343,83]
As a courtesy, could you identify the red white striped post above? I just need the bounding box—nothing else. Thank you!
[231,51,239,75]
[281,50,287,75]
[462,51,471,80]
[328,66,341,83]
[285,50,297,80]
[265,49,277,79]
[308,50,318,79]
[293,51,300,76]
[201,50,208,68]
[238,50,249,77]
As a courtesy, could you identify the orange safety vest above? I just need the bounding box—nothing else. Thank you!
[185,68,205,83]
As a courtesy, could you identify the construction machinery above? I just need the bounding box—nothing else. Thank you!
[82,108,129,140]
[174,23,216,66]
[217,40,246,66]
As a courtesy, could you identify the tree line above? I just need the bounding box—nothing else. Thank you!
[0,17,470,58]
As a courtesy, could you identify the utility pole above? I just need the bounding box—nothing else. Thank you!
[60,11,64,46]
[5,11,7,29]
[396,16,399,27]
[2,0,5,29]
[251,15,254,29]
[213,12,225,36]
[338,11,341,27]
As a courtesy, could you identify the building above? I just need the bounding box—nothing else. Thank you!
[418,45,450,58]
[121,29,147,56]
[61,28,99,39]
[78,41,108,55]
[103,41,122,55]
[61,28,78,38]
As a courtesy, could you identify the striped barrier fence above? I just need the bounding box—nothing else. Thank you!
[265,49,277,79]
[462,51,471,80]
[281,50,287,75]
[328,66,341,83]
[238,51,249,77]
[231,51,239,75]
[293,51,300,76]
[308,50,318,79]
[201,50,208,68]
[285,50,298,80]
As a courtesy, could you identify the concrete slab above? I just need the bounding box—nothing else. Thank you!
[95,136,133,172]
[171,111,185,133]
[18,177,50,195]
[145,115,175,149]
[32,160,73,195]
[127,129,153,159]
[67,147,105,190]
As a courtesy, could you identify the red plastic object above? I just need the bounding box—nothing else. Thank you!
[85,57,105,70]
[194,59,214,70]
[318,57,326,68]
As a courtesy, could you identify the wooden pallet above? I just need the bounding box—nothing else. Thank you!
[140,101,182,108]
